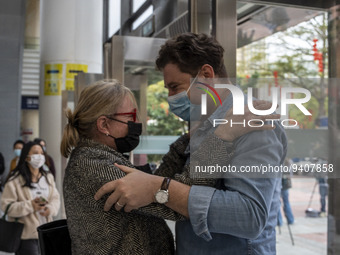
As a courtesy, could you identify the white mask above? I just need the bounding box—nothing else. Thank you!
[28,154,45,169]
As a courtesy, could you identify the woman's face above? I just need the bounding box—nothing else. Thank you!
[108,95,137,138]
[26,145,44,163]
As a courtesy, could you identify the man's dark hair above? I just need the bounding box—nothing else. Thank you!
[13,139,25,149]
[156,33,227,77]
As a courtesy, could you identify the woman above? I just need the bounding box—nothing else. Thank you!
[1,141,60,255]
[33,138,56,178]
[61,80,183,255]
[61,80,276,255]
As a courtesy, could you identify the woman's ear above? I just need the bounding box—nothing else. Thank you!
[96,116,110,135]
[201,64,215,78]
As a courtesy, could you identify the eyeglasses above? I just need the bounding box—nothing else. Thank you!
[108,108,137,122]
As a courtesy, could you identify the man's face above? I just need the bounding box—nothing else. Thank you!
[163,63,192,97]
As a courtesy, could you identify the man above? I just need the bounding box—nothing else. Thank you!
[95,33,287,254]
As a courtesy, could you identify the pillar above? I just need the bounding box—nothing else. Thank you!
[328,2,340,254]
[22,109,39,142]
[40,0,103,217]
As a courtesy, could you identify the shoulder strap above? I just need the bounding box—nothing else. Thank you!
[2,203,19,222]
[2,203,12,220]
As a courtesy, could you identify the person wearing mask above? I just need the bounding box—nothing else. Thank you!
[95,33,287,255]
[1,141,60,255]
[61,80,274,255]
[10,140,25,171]
[62,80,180,255]
[33,138,56,178]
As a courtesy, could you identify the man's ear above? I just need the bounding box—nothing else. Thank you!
[96,116,110,135]
[201,64,215,78]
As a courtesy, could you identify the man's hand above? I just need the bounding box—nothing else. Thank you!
[94,164,162,212]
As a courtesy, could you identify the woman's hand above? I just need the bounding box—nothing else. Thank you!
[94,164,162,212]
[214,100,280,142]
[31,198,45,212]
[39,207,50,217]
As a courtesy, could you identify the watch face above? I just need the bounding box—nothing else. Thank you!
[155,190,168,204]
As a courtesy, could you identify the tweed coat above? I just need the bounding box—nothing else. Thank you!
[64,133,233,255]
[63,138,186,255]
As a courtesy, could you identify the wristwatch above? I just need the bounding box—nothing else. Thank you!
[155,177,171,204]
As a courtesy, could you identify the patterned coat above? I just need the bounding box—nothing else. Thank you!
[64,134,233,255]
[63,138,185,255]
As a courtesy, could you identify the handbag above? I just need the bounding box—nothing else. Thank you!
[0,203,24,252]
[37,219,72,255]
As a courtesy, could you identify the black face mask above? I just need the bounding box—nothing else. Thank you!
[107,121,142,153]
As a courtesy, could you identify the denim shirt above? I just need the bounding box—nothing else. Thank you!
[175,91,287,255]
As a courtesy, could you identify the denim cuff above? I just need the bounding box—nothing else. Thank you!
[188,185,216,241]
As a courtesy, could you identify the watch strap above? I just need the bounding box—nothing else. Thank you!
[161,177,171,191]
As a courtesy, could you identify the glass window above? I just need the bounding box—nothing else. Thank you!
[133,0,147,13]
[132,5,153,30]
[109,0,121,36]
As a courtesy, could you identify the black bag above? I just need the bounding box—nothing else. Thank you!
[37,219,72,255]
[0,152,4,175]
[0,203,24,252]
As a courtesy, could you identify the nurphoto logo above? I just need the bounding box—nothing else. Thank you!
[195,82,312,128]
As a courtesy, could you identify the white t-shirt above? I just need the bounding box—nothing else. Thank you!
[30,175,50,225]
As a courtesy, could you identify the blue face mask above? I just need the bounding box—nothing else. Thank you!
[167,74,201,121]
[167,92,201,121]
[14,149,21,157]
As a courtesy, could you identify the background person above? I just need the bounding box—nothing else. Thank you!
[277,158,295,226]
[95,33,287,255]
[1,141,60,255]
[313,157,328,217]
[10,139,25,172]
[34,138,56,178]
[317,175,328,217]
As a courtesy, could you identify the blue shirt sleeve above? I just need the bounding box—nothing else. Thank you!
[188,127,286,241]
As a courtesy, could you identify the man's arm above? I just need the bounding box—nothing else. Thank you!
[187,127,286,241]
[160,178,191,217]
[154,134,189,178]
[94,165,191,217]
[94,132,236,216]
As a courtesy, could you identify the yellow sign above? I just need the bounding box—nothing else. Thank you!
[44,63,88,94]
[66,63,88,91]
[44,79,62,96]
[44,64,63,96]
[65,80,75,91]
[45,64,62,80]
[66,64,88,79]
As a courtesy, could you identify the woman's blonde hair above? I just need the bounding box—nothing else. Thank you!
[60,80,136,157]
